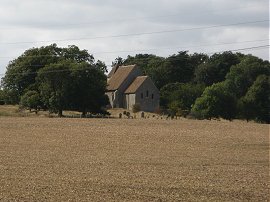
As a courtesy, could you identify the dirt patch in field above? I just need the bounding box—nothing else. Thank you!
[0,117,269,201]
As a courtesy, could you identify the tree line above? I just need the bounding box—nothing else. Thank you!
[0,44,108,117]
[0,44,269,122]
[113,51,269,123]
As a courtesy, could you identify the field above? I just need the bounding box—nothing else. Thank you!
[0,116,269,201]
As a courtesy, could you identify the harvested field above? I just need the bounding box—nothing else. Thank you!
[0,117,269,201]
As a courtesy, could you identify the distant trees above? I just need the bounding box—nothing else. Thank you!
[161,83,204,114]
[238,75,269,123]
[2,43,269,123]
[0,89,5,105]
[191,82,237,120]
[123,51,207,89]
[194,52,241,86]
[68,62,108,116]
[132,103,141,114]
[225,55,269,97]
[1,44,108,116]
[20,90,41,113]
[117,52,269,123]
[37,62,72,116]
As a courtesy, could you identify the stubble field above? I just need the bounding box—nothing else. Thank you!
[0,117,269,201]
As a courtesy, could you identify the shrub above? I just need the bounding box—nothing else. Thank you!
[132,103,141,113]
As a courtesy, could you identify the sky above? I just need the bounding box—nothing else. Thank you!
[0,0,269,80]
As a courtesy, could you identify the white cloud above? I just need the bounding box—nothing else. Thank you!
[0,0,269,79]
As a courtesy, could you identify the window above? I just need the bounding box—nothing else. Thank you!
[112,92,114,101]
[152,94,154,99]
[146,90,149,97]
[141,93,143,99]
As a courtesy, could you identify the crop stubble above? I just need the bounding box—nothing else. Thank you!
[0,117,269,201]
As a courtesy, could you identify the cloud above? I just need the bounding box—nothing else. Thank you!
[0,0,269,80]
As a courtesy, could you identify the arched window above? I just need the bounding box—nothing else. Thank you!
[146,90,149,97]
[141,93,143,99]
[152,94,154,99]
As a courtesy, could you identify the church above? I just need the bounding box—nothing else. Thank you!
[106,65,160,112]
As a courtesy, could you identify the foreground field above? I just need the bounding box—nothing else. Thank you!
[0,117,269,201]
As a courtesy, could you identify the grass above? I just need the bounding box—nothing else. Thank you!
[0,116,269,201]
[0,105,160,119]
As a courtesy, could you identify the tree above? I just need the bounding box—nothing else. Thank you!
[95,60,108,73]
[119,52,207,89]
[238,75,270,123]
[1,44,61,103]
[226,55,269,98]
[1,44,109,117]
[194,51,240,86]
[132,103,141,114]
[123,54,161,74]
[191,82,237,120]
[112,57,124,67]
[1,44,94,103]
[165,51,196,84]
[160,83,205,112]
[37,62,72,116]
[69,62,108,116]
[20,90,41,112]
[0,89,5,105]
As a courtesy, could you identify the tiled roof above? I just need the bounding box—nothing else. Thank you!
[125,76,148,94]
[107,65,118,78]
[107,65,137,91]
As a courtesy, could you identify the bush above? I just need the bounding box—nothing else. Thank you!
[191,82,237,120]
[20,90,42,112]
[132,103,141,113]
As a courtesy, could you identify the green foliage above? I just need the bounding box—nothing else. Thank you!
[238,75,270,123]
[191,82,237,120]
[123,52,207,89]
[161,83,205,112]
[168,100,183,116]
[95,60,108,73]
[112,57,124,67]
[132,103,141,113]
[0,89,5,105]
[226,55,270,97]
[68,62,108,116]
[1,44,108,117]
[1,44,94,103]
[37,62,72,116]
[115,52,269,122]
[20,90,41,112]
[194,51,240,86]
[1,89,19,104]
[36,60,108,117]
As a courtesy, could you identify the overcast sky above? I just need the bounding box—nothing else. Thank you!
[0,0,269,79]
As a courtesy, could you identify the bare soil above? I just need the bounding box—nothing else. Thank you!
[0,117,269,201]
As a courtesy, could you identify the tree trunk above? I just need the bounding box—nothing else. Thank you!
[58,110,63,117]
[81,110,86,118]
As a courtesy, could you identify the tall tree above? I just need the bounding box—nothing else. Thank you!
[69,62,108,116]
[238,75,270,123]
[191,82,237,120]
[194,51,240,86]
[20,90,42,112]
[0,89,5,105]
[37,62,72,116]
[1,44,94,103]
[226,55,269,97]
[160,83,205,112]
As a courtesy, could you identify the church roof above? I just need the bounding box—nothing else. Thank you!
[107,65,137,91]
[107,65,118,78]
[125,76,148,94]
